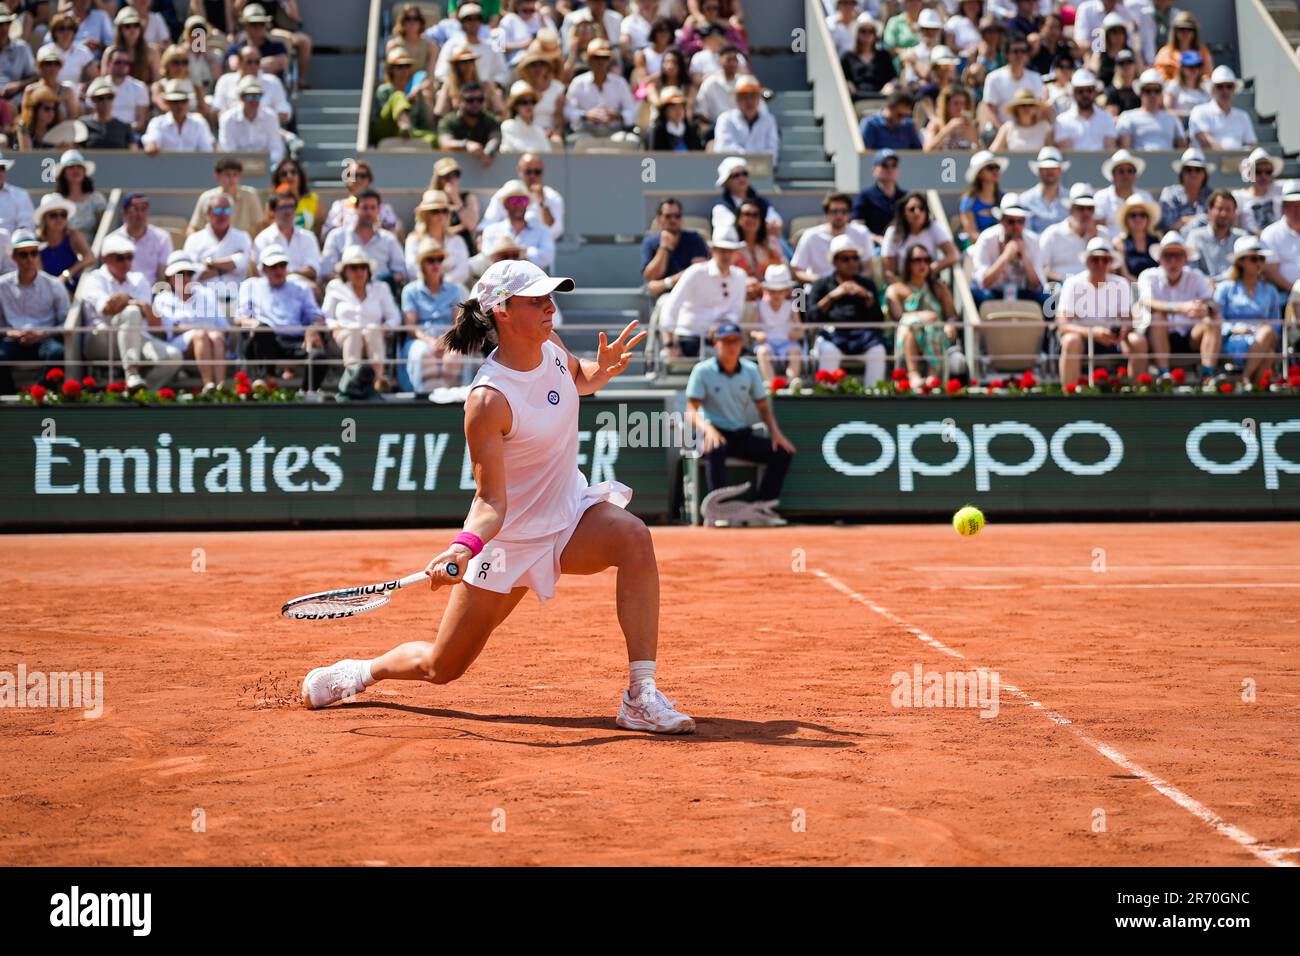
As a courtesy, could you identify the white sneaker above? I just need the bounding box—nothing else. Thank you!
[301,659,367,709]
[616,686,696,734]
[125,373,146,390]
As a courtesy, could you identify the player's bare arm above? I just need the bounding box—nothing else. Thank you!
[550,320,647,395]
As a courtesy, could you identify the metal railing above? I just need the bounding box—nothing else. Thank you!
[356,0,384,153]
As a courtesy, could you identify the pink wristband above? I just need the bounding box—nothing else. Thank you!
[452,532,484,557]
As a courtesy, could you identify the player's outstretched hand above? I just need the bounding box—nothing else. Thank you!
[424,546,470,590]
[597,320,648,381]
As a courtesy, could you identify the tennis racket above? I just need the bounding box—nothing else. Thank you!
[281,562,460,620]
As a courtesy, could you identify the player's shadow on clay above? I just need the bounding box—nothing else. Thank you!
[343,701,867,748]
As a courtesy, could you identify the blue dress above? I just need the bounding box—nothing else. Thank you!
[960,194,1001,237]
[1212,279,1282,356]
[41,236,79,289]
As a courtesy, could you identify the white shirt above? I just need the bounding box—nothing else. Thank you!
[480,183,566,239]
[212,70,292,120]
[982,67,1044,125]
[1260,218,1300,287]
[1188,101,1257,150]
[564,70,637,129]
[946,14,983,56]
[1234,185,1283,235]
[108,74,151,126]
[255,223,322,277]
[403,230,469,286]
[321,278,401,330]
[757,296,798,342]
[80,266,152,321]
[665,258,747,337]
[1074,0,1141,50]
[620,12,656,52]
[1058,271,1133,325]
[0,181,34,233]
[1093,186,1155,232]
[109,222,174,284]
[1135,264,1213,333]
[696,72,739,124]
[500,118,553,155]
[40,41,95,86]
[143,111,215,152]
[713,107,780,163]
[1054,106,1118,151]
[561,7,624,58]
[495,11,555,65]
[481,219,555,270]
[969,224,1044,290]
[155,286,228,343]
[1116,107,1185,150]
[791,223,874,279]
[218,105,284,165]
[1040,220,1113,279]
[183,225,253,285]
[880,222,954,274]
[434,35,508,87]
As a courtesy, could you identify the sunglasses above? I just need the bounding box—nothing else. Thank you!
[835,253,861,261]
[737,210,760,218]
[729,171,749,180]
[211,206,233,215]
[462,97,485,104]
[1127,211,1149,219]
[521,168,543,175]
[880,160,899,168]
[514,99,537,107]
[910,255,933,263]
[44,210,68,219]
[13,249,40,259]
[264,262,288,269]
[422,256,447,264]
[1241,254,1265,262]
[108,253,135,261]
[505,197,530,206]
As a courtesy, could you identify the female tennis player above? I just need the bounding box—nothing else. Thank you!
[301,258,695,733]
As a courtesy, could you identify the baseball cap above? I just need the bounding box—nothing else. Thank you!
[259,245,290,267]
[829,233,863,259]
[121,192,149,209]
[164,250,199,277]
[472,259,575,311]
[712,321,743,339]
[101,234,136,257]
[873,147,898,167]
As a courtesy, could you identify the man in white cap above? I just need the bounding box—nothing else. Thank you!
[1186,189,1247,281]
[978,33,1043,128]
[142,79,214,154]
[1094,148,1155,232]
[807,232,888,384]
[790,191,872,285]
[109,193,173,284]
[1233,148,1283,236]
[183,191,254,291]
[1040,183,1111,283]
[480,179,555,271]
[713,74,780,163]
[217,75,284,164]
[81,233,180,390]
[255,189,321,287]
[1260,187,1300,292]
[479,154,565,239]
[213,47,292,125]
[662,225,747,358]
[0,229,69,394]
[434,3,508,88]
[1021,146,1070,235]
[1135,230,1218,379]
[0,152,33,234]
[1053,69,1117,152]
[1189,67,1257,151]
[968,193,1046,306]
[237,244,326,390]
[1056,236,1147,384]
[1118,69,1187,151]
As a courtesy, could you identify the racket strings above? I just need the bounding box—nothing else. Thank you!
[284,592,391,619]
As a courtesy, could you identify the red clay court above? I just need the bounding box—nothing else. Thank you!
[2,522,1298,866]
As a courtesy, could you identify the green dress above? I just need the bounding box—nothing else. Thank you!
[371,83,438,146]
[893,283,948,367]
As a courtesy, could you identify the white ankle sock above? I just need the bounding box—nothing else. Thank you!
[359,659,375,687]
[628,660,656,695]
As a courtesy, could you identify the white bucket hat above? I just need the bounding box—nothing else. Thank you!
[338,245,376,273]
[100,233,136,257]
[828,233,864,260]
[1240,147,1277,182]
[1152,231,1188,259]
[1071,68,1102,89]
[55,149,95,178]
[1210,65,1243,93]
[1172,147,1215,176]
[472,258,575,310]
[715,156,750,188]
[259,245,290,268]
[709,225,745,250]
[1102,148,1146,182]
[1229,235,1275,264]
[917,8,944,30]
[965,149,1009,184]
[996,192,1028,219]
[1079,235,1120,266]
[164,250,199,277]
[35,192,76,223]
[761,263,796,290]
[1135,68,1164,92]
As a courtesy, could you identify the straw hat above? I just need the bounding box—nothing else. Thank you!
[1008,88,1039,111]
[497,179,531,201]
[506,80,538,109]
[485,232,526,257]
[114,6,143,26]
[416,189,451,213]
[1117,194,1162,236]
[241,3,272,24]
[338,245,376,272]
[433,157,462,179]
[416,237,447,262]
[657,85,687,106]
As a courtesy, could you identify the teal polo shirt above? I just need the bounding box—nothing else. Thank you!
[685,357,768,432]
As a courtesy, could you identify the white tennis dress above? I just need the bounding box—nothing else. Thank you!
[466,338,632,601]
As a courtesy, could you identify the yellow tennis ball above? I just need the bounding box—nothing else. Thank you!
[953,505,985,537]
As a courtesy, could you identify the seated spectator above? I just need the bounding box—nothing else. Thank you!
[733,198,785,291]
[0,12,38,112]
[883,0,923,55]
[51,150,105,241]
[978,35,1043,128]
[620,0,666,70]
[1154,11,1213,82]
[14,87,61,150]
[947,0,986,60]
[647,86,703,151]
[180,15,221,96]
[1135,230,1218,379]
[218,75,285,165]
[490,153,567,241]
[1214,236,1283,382]
[1116,70,1183,153]
[82,77,137,150]
[642,196,709,323]
[713,74,778,161]
[324,161,403,239]
[1054,69,1117,151]
[0,153,33,233]
[424,0,492,49]
[14,2,53,55]
[1113,194,1164,282]
[0,229,69,394]
[1094,148,1155,232]
[629,16,676,94]
[320,189,405,285]
[438,81,503,165]
[143,80,215,154]
[227,4,289,77]
[695,44,746,132]
[1234,148,1282,235]
[887,243,963,389]
[501,0,558,70]
[387,3,436,81]
[960,150,1007,242]
[1163,50,1209,120]
[564,38,639,143]
[426,156,478,240]
[480,179,556,272]
[1189,68,1256,151]
[860,89,922,151]
[322,245,402,392]
[103,44,152,135]
[515,48,566,137]
[188,157,263,238]
[66,0,112,53]
[661,225,746,358]
[102,6,158,84]
[40,12,96,91]
[679,0,748,58]
[1040,183,1111,282]
[1087,13,1136,89]
[1101,50,1141,116]
[35,192,92,290]
[110,192,173,284]
[791,191,872,285]
[1073,0,1141,54]
[81,233,175,390]
[987,87,1048,152]
[841,17,896,102]
[183,191,254,291]
[1261,189,1300,293]
[24,47,80,124]
[853,147,906,239]
[1021,146,1070,235]
[1160,148,1214,233]
[271,157,319,236]
[265,0,312,87]
[750,263,803,386]
[925,83,980,152]
[255,189,320,287]
[1042,52,1079,117]
[881,190,959,285]
[434,4,508,93]
[645,48,693,129]
[400,238,469,393]
[688,24,734,86]
[896,7,945,87]
[1056,236,1147,383]
[963,16,1008,97]
[212,47,291,124]
[501,80,561,153]
[711,155,783,235]
[808,234,887,383]
[434,46,504,118]
[969,193,1048,306]
[406,190,471,287]
[684,319,795,525]
[1186,189,1247,281]
[237,245,327,391]
[153,250,228,390]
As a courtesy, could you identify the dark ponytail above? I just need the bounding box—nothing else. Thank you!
[443,297,497,355]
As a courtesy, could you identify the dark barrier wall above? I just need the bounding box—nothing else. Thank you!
[0,402,674,530]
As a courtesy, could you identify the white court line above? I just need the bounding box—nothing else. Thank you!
[910,565,1300,573]
[814,568,1296,868]
[1043,583,1300,591]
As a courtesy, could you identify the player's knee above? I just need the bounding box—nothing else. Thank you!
[420,645,468,684]
[617,517,656,566]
